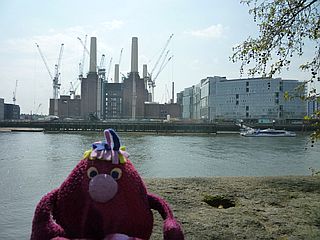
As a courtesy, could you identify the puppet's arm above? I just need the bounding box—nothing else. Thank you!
[31,189,65,240]
[148,193,184,240]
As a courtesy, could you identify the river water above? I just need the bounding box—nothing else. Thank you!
[0,131,319,239]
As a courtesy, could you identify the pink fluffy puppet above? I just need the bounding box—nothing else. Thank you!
[31,129,184,240]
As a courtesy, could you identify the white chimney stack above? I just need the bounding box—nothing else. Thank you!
[131,37,138,73]
[171,81,175,103]
[114,64,119,83]
[143,64,148,78]
[89,37,97,73]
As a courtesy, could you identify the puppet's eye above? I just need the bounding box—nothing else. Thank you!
[110,168,122,180]
[87,167,99,179]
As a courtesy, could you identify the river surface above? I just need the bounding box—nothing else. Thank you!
[0,131,319,239]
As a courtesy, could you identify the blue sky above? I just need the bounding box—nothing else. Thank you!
[0,0,316,114]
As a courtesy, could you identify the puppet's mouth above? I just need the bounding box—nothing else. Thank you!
[88,174,118,203]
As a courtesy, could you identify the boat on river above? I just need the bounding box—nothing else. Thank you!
[239,125,296,137]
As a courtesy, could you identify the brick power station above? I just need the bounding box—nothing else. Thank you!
[49,37,181,120]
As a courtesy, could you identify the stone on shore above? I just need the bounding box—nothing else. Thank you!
[145,176,320,240]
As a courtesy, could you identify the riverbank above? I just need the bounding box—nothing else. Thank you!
[0,120,314,133]
[0,127,43,132]
[145,176,320,239]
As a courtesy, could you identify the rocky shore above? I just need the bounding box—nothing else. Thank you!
[144,176,320,240]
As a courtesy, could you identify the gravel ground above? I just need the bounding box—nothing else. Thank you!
[144,176,320,240]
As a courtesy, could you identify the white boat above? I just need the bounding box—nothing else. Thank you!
[239,125,296,137]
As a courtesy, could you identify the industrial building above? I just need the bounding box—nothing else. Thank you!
[179,76,307,122]
[49,95,81,119]
[144,102,181,119]
[4,104,20,120]
[80,37,101,120]
[0,98,20,120]
[50,36,181,120]
[102,82,123,119]
[0,98,4,120]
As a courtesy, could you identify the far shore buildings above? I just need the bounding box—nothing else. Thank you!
[0,98,20,120]
[45,36,310,123]
[178,76,308,123]
[49,36,181,120]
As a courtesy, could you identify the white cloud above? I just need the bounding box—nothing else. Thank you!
[101,20,124,30]
[186,24,225,39]
[189,59,201,71]
[139,54,150,65]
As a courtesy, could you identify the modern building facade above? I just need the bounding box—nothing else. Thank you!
[307,96,320,117]
[192,83,201,120]
[181,87,193,119]
[179,76,307,122]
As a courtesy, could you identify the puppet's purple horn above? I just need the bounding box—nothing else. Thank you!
[104,129,121,164]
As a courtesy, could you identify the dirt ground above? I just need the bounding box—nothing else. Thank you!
[144,176,320,240]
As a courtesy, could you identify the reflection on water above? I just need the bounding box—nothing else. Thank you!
[0,131,319,239]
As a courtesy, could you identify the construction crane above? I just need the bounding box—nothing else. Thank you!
[77,35,88,81]
[100,54,106,68]
[69,81,80,99]
[162,84,171,104]
[98,54,106,82]
[36,43,64,116]
[118,48,123,66]
[35,103,42,115]
[53,44,64,99]
[148,34,174,102]
[149,34,173,76]
[153,55,173,84]
[35,43,53,79]
[150,55,173,102]
[106,57,113,82]
[148,50,170,93]
[12,80,18,105]
[77,36,89,55]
